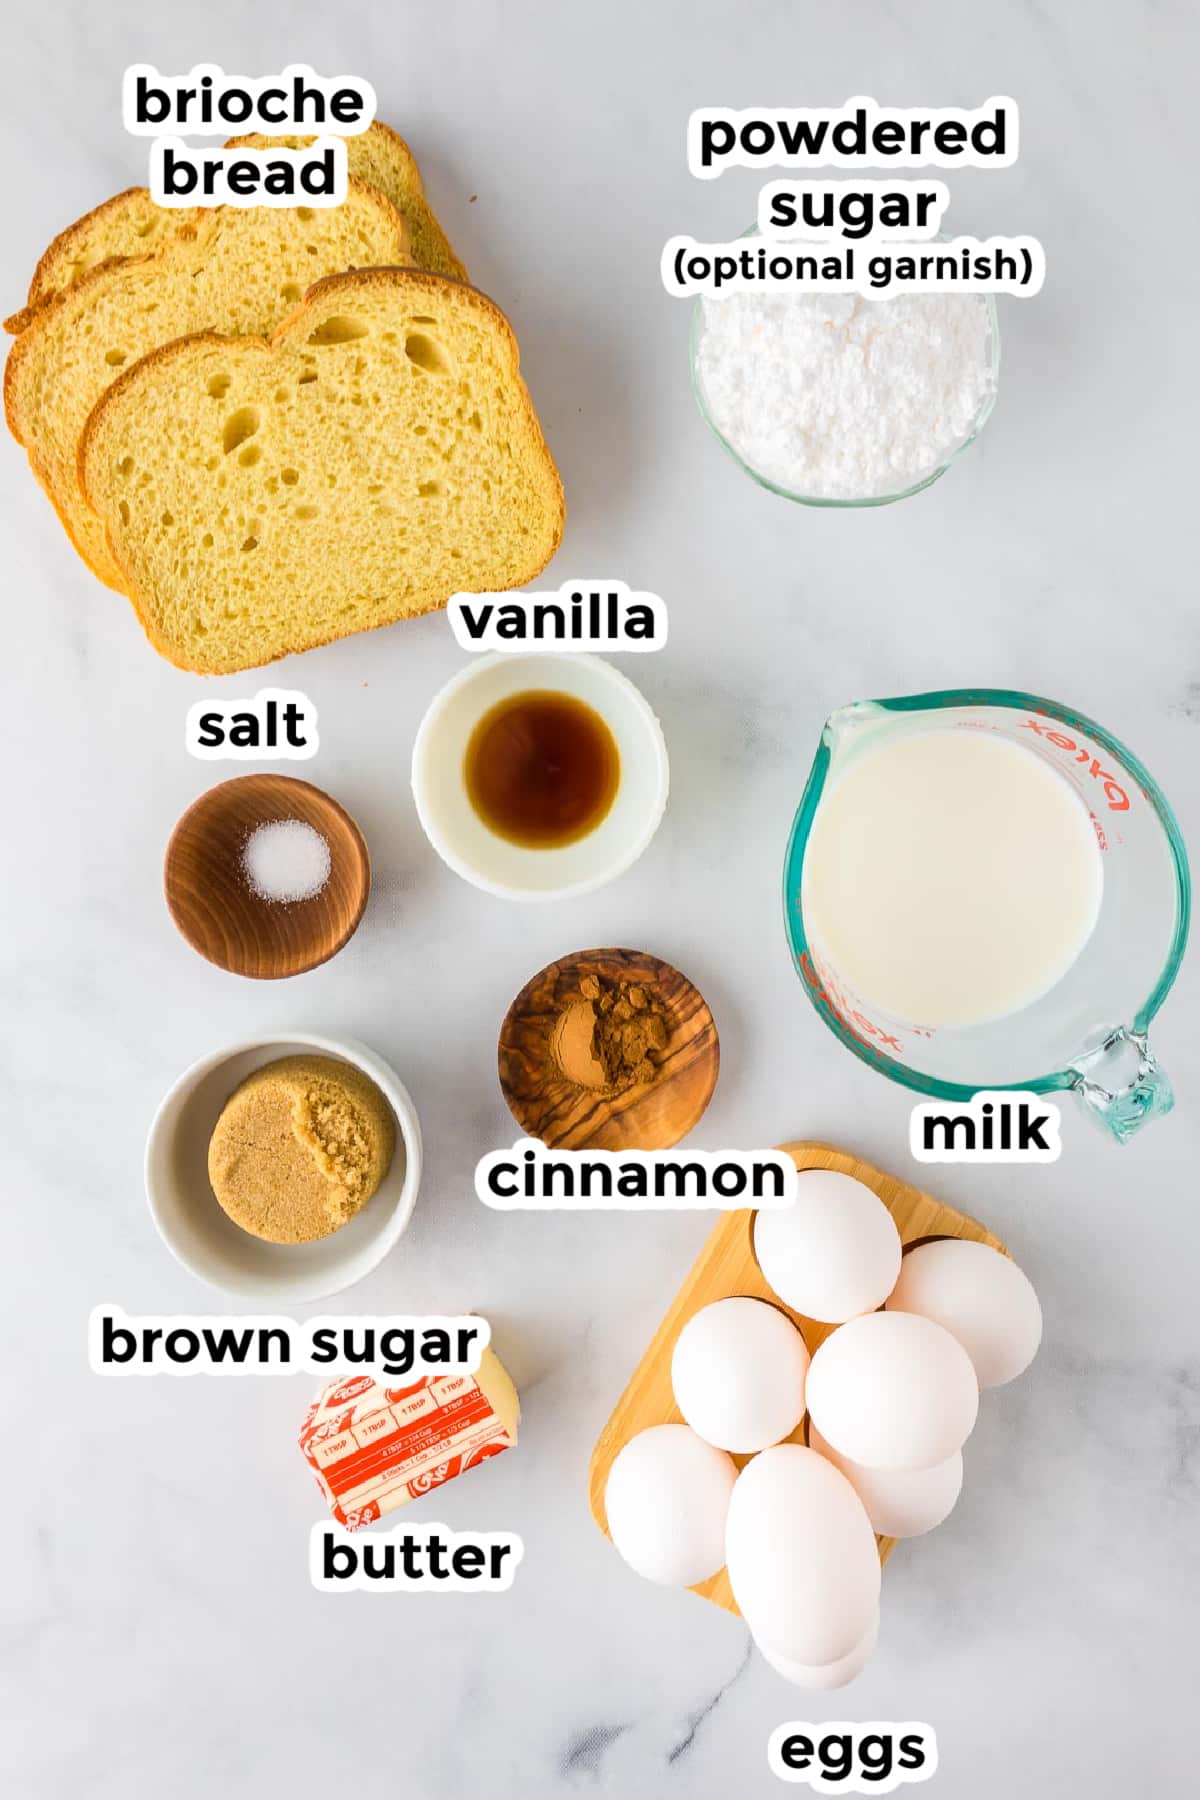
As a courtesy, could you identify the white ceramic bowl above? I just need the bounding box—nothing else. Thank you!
[145,1033,422,1302]
[411,653,669,900]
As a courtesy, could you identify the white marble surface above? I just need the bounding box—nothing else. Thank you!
[2,4,1198,1795]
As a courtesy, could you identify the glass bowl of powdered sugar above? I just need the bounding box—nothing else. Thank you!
[690,235,1000,507]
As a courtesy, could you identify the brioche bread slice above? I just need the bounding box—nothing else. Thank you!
[80,268,564,673]
[13,187,172,328]
[229,124,465,282]
[5,180,409,587]
[9,122,462,328]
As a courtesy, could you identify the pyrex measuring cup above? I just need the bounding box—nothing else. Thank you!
[783,689,1191,1144]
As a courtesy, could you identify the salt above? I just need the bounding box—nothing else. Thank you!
[242,819,332,904]
[696,290,995,500]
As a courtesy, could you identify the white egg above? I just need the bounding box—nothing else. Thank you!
[754,1169,902,1323]
[809,1423,962,1538]
[757,1608,880,1689]
[671,1297,809,1454]
[604,1425,736,1587]
[807,1311,978,1471]
[724,1443,881,1666]
[886,1238,1042,1388]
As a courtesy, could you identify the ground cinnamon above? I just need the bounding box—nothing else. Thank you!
[551,971,671,1094]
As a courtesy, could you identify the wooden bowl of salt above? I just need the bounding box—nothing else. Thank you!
[164,774,370,978]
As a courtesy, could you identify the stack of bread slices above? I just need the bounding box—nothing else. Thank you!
[4,123,564,673]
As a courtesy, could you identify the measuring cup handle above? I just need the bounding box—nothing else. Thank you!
[1072,1028,1175,1145]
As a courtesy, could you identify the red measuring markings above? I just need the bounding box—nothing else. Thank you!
[799,949,934,1054]
[1019,716,1130,812]
[316,1389,495,1495]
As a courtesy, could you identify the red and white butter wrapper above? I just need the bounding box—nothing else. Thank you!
[299,1349,520,1531]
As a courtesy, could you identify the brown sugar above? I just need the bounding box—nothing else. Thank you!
[207,1054,396,1245]
[551,971,671,1096]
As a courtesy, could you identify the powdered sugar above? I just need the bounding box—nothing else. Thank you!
[696,291,995,500]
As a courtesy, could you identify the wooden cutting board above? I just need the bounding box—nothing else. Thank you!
[587,1139,1009,1615]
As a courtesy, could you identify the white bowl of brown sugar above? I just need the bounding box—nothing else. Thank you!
[145,1032,422,1302]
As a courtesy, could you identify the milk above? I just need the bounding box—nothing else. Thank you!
[801,729,1104,1029]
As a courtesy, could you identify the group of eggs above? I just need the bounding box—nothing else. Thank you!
[603,1169,1042,1689]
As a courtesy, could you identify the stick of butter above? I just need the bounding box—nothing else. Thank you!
[299,1347,520,1530]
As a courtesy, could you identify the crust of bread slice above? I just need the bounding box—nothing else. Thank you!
[8,121,463,332]
[228,122,466,283]
[79,267,563,673]
[6,188,179,334]
[5,179,410,588]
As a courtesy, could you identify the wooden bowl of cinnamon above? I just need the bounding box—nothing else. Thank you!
[497,947,719,1151]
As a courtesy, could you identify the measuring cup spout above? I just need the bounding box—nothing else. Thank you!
[822,699,887,756]
[1071,1028,1175,1145]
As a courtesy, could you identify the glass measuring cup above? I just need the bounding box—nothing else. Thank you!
[783,689,1191,1144]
